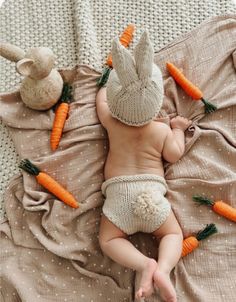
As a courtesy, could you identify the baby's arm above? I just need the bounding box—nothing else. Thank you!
[162,116,192,163]
[96,87,112,128]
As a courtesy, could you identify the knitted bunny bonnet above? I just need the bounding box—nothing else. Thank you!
[106,30,164,126]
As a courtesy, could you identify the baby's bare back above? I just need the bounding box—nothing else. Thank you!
[104,119,167,180]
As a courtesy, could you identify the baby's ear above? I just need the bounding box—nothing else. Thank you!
[134,30,154,80]
[111,38,138,88]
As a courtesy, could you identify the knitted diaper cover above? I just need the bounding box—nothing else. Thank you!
[101,174,171,235]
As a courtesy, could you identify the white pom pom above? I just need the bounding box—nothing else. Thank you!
[131,191,160,220]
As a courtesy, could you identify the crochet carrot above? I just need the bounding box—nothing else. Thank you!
[106,24,135,67]
[166,62,217,114]
[182,224,217,257]
[193,195,236,222]
[19,159,79,209]
[50,83,72,151]
[97,24,135,87]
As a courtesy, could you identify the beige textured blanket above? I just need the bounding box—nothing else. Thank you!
[1,15,236,301]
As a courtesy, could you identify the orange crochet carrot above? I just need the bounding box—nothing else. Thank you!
[50,84,72,151]
[166,62,217,114]
[193,195,236,222]
[97,24,135,87]
[182,224,217,257]
[106,24,135,67]
[19,159,79,209]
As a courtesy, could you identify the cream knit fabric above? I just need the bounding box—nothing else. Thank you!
[107,31,164,126]
[102,174,171,235]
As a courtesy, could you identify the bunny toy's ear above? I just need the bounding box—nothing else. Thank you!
[134,30,154,81]
[16,58,34,76]
[111,38,139,88]
[0,42,25,62]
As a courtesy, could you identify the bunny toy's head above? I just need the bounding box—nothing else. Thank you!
[107,30,164,127]
[16,47,56,80]
[0,43,55,79]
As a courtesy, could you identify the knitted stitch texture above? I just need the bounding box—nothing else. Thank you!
[74,0,236,71]
[102,174,171,235]
[107,31,164,126]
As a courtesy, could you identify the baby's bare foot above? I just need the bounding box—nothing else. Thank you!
[135,258,157,301]
[153,268,177,302]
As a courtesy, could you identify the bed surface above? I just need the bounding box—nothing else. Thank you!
[0,15,236,301]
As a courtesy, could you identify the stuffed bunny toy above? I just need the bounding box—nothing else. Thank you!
[0,42,63,110]
[106,30,164,126]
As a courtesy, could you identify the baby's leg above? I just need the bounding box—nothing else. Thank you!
[152,210,183,302]
[99,214,157,300]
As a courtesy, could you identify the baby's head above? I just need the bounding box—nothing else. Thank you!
[106,30,164,127]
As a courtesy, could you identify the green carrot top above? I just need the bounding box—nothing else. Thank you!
[196,223,217,241]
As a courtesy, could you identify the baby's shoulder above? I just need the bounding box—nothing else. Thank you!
[152,121,171,134]
[147,121,170,145]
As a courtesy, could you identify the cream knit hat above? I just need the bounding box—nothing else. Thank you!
[106,30,164,126]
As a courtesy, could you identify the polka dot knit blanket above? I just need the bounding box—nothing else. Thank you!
[0,16,236,301]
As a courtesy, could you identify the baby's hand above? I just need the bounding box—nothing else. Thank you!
[170,116,192,131]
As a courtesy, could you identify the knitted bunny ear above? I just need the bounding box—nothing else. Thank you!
[134,30,154,80]
[111,38,139,88]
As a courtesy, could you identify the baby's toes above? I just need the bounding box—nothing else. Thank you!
[135,288,143,300]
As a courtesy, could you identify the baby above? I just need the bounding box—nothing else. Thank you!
[96,31,192,302]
